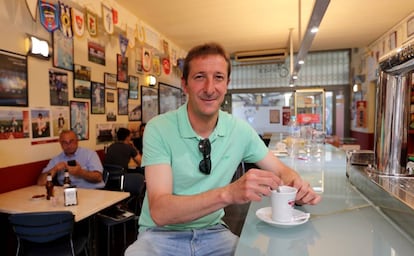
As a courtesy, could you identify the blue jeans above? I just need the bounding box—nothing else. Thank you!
[124,224,239,256]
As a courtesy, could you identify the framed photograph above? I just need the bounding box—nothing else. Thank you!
[0,50,28,106]
[73,64,91,99]
[91,81,105,114]
[49,69,68,106]
[117,88,128,115]
[135,60,143,73]
[408,16,414,38]
[52,29,74,71]
[106,91,115,102]
[87,40,105,65]
[389,31,397,50]
[0,109,30,140]
[70,101,89,140]
[51,107,69,136]
[117,54,128,82]
[141,86,159,123]
[158,83,182,114]
[128,103,141,121]
[104,72,117,90]
[31,109,51,139]
[128,75,139,99]
[269,109,280,124]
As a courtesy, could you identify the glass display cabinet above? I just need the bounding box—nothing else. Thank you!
[294,88,325,131]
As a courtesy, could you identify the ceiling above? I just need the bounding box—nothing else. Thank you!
[115,0,414,55]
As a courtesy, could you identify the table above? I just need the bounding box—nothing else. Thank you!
[235,144,414,256]
[0,185,130,222]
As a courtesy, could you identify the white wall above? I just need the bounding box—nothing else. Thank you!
[0,0,183,167]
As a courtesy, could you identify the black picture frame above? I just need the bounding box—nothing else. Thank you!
[158,83,182,114]
[52,29,74,71]
[0,50,28,107]
[117,88,128,115]
[128,75,139,99]
[141,86,159,123]
[73,64,91,99]
[70,101,89,140]
[117,54,128,83]
[91,81,105,114]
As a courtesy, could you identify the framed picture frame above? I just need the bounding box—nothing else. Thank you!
[117,88,128,115]
[49,69,69,106]
[128,103,141,121]
[104,72,117,90]
[87,40,105,65]
[141,86,159,123]
[91,81,105,114]
[52,29,74,71]
[128,75,139,99]
[158,83,182,114]
[70,101,89,140]
[408,16,414,38]
[117,54,128,82]
[73,64,91,99]
[0,50,28,106]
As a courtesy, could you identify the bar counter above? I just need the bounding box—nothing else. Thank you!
[235,144,414,256]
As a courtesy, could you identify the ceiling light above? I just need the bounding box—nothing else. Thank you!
[298,60,305,65]
[310,27,319,33]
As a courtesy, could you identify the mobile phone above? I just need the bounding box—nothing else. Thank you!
[67,160,76,166]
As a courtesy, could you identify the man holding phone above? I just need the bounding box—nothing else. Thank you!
[37,130,105,189]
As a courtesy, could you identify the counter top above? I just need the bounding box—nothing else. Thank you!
[235,145,414,255]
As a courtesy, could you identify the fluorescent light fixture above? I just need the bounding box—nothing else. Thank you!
[298,60,305,65]
[147,75,157,86]
[25,35,51,59]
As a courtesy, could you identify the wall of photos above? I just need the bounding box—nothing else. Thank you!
[0,0,184,167]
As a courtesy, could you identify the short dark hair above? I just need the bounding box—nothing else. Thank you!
[182,42,231,82]
[116,127,130,141]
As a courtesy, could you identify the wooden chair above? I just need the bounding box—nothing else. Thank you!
[8,211,89,256]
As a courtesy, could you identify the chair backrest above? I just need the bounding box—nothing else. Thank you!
[8,211,74,243]
[103,164,125,191]
[123,173,145,195]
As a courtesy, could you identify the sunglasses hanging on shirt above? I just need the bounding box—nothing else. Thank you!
[198,138,211,175]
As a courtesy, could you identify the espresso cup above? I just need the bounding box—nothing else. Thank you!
[271,185,297,222]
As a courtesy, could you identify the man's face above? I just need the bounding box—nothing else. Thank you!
[182,55,229,119]
[59,132,78,156]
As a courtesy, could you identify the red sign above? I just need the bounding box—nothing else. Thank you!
[297,113,320,124]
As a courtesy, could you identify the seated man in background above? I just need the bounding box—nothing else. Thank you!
[132,122,146,155]
[37,130,105,189]
[104,127,141,171]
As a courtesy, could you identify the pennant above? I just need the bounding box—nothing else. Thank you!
[86,10,97,37]
[112,8,118,25]
[25,0,38,21]
[102,4,114,34]
[59,1,72,37]
[71,8,84,37]
[119,34,129,58]
[126,26,136,48]
[137,23,146,43]
[39,0,59,32]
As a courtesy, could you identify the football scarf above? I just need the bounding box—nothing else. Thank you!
[39,0,59,32]
[102,4,114,34]
[71,7,84,37]
[59,1,72,37]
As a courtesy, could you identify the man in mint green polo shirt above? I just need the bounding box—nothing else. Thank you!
[125,43,321,256]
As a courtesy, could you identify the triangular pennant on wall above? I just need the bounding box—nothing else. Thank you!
[59,1,72,38]
[38,0,60,32]
[102,4,114,34]
[71,7,84,37]
[25,0,38,21]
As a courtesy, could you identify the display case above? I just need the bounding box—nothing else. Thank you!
[294,88,325,131]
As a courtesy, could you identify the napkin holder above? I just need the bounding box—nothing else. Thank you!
[64,187,78,206]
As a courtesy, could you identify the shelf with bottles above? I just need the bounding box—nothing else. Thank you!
[294,88,325,131]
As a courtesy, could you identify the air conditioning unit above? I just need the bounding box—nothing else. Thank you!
[233,49,287,63]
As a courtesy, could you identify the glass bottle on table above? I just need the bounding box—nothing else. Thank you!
[45,173,54,200]
[63,170,71,188]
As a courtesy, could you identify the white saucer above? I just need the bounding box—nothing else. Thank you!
[256,207,310,228]
[271,150,289,157]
